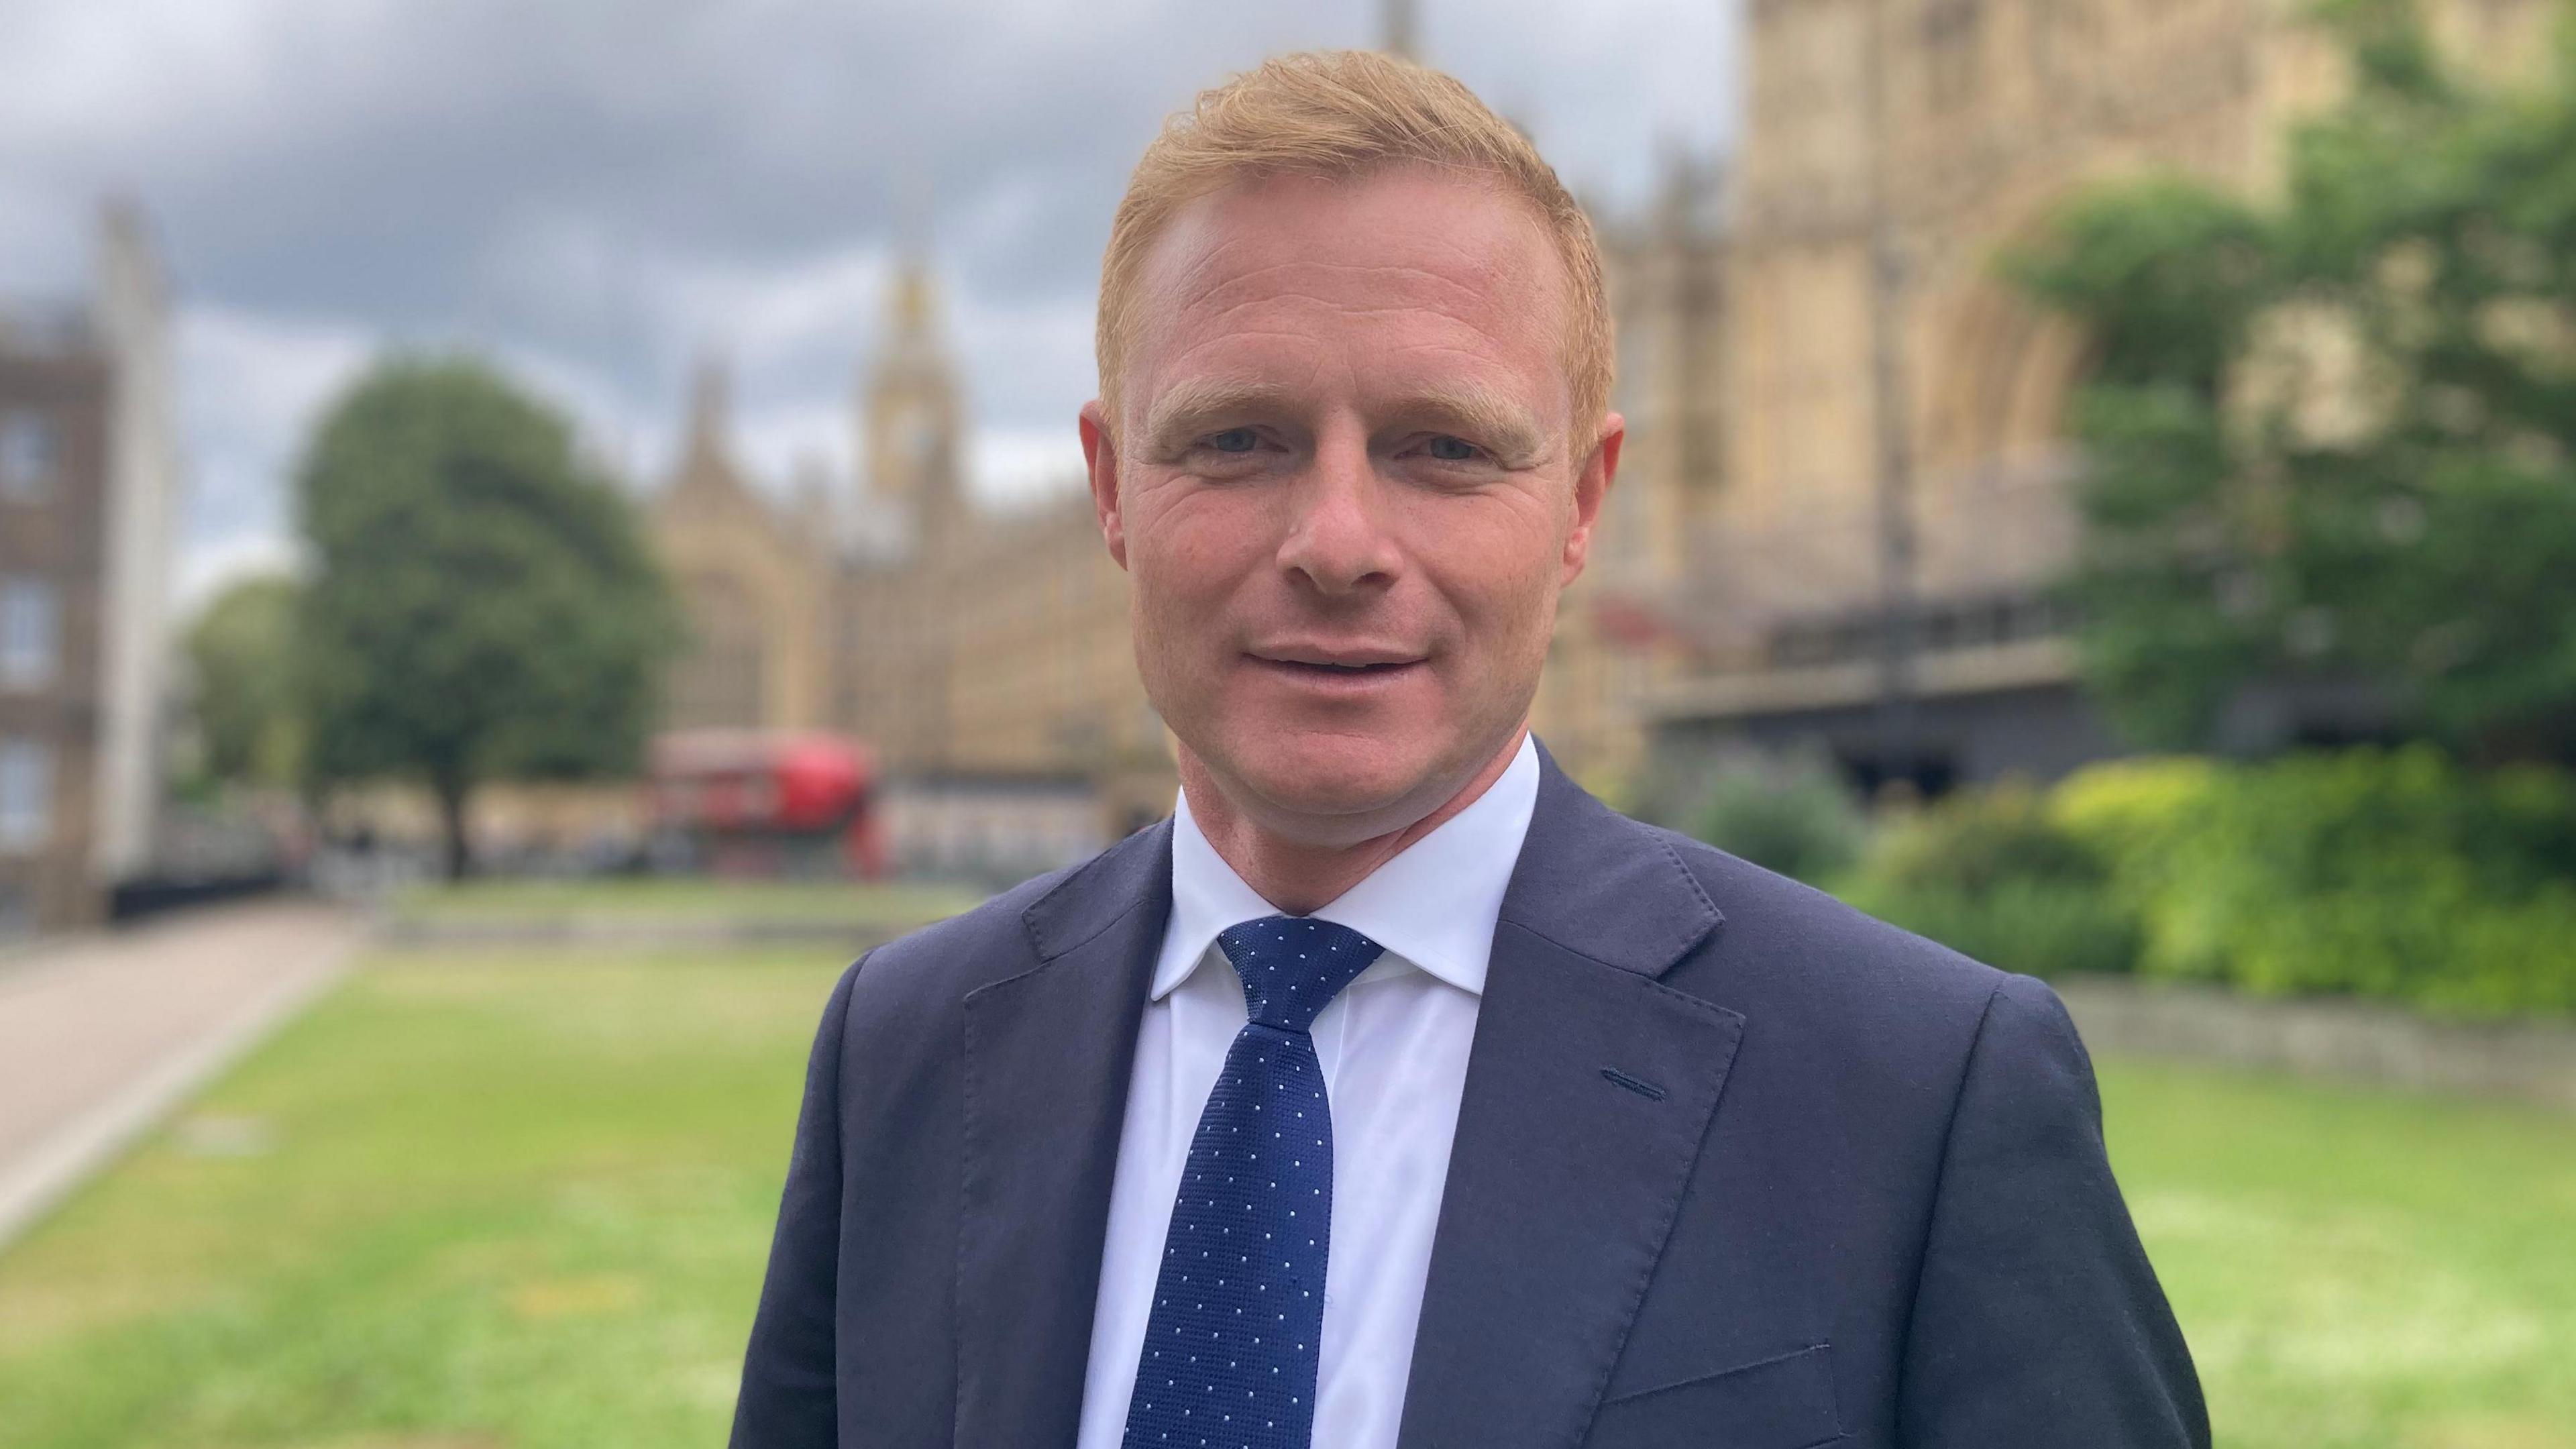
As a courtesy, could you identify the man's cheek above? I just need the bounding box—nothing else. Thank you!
[1147,508,1246,590]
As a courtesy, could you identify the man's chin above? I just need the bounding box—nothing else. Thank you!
[1222,732,1450,834]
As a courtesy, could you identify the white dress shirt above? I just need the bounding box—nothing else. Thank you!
[1073,733,1541,1449]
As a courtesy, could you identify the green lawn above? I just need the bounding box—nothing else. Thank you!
[0,949,843,1449]
[388,877,985,930]
[0,947,2570,1449]
[2100,1061,2576,1449]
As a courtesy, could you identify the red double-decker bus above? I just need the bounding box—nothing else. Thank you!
[646,729,886,879]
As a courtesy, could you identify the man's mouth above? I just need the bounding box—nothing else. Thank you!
[1272,659,1411,674]
[1246,649,1428,683]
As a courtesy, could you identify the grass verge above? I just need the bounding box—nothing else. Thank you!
[0,948,2569,1448]
[0,948,842,1449]
[385,877,985,932]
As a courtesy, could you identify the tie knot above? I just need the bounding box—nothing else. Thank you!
[1216,914,1385,1032]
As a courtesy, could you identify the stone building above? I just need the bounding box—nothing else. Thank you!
[651,256,1169,855]
[0,204,182,937]
[837,261,1172,835]
[655,364,836,737]
[1532,155,1731,796]
[1643,0,2558,792]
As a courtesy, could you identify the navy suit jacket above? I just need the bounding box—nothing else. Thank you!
[731,745,2209,1447]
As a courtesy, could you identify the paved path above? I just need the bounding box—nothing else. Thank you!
[0,900,365,1251]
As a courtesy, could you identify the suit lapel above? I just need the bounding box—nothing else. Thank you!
[955,822,1173,1448]
[1397,750,1745,1449]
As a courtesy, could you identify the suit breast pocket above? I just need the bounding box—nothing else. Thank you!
[1582,1342,1846,1449]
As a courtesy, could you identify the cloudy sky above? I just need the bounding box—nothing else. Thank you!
[0,0,1742,611]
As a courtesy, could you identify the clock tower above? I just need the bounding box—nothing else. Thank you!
[859,254,963,547]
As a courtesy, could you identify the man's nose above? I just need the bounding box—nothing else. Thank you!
[1277,431,1401,594]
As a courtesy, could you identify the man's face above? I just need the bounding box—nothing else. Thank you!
[1083,165,1620,845]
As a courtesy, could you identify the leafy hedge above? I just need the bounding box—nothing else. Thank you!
[2046,750,2576,1016]
[1836,784,2143,983]
[1717,747,2576,1018]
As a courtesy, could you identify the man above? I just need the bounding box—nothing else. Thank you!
[731,50,2207,1449]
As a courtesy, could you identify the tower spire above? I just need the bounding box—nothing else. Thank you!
[682,353,735,478]
[1382,0,1419,60]
[885,164,939,352]
[860,243,963,545]
[895,162,933,268]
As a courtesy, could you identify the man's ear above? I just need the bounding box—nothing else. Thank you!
[1080,400,1129,570]
[1560,412,1624,587]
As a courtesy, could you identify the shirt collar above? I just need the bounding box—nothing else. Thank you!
[1153,733,1541,1002]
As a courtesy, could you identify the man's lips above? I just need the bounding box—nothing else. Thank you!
[1243,649,1429,684]
[1247,642,1426,666]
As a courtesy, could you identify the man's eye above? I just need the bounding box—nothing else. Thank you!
[1206,428,1260,454]
[1426,435,1479,462]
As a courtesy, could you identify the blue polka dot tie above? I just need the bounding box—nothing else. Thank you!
[1122,914,1385,1449]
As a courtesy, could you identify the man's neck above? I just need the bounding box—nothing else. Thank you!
[1179,728,1527,916]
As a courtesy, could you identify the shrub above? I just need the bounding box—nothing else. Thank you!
[1832,748,2576,1016]
[1867,782,2107,896]
[1685,754,1866,885]
[2051,747,2576,1016]
[1844,877,2144,981]
[1840,783,2141,979]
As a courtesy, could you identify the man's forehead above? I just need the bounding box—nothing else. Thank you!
[1152,172,1551,311]
[1126,168,1570,407]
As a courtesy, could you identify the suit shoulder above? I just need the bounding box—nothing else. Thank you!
[850,859,1073,998]
[1644,818,2009,1016]
[845,819,1169,1015]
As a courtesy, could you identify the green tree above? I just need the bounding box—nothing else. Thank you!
[2010,0,2576,759]
[297,358,676,877]
[183,574,307,792]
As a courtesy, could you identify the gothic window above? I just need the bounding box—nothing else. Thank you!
[0,579,57,688]
[1923,0,1984,112]
[2032,0,2098,93]
[0,409,56,501]
[666,573,769,731]
[904,409,942,470]
[0,737,50,852]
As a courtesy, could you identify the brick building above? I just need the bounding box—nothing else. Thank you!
[0,204,181,936]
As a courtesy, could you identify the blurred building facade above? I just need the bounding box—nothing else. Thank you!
[1626,0,2559,795]
[651,256,1169,859]
[1530,155,1731,795]
[0,204,182,937]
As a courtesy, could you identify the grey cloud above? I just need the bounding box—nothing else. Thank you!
[3,0,1739,594]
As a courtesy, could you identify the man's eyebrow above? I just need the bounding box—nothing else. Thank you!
[1140,379,1301,455]
[1136,377,1554,467]
[1389,384,1550,468]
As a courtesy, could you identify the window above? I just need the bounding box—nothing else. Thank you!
[0,409,58,501]
[0,579,58,688]
[2033,0,2102,93]
[1923,0,1984,112]
[0,738,51,851]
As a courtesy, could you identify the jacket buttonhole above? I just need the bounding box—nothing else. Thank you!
[1600,1066,1667,1101]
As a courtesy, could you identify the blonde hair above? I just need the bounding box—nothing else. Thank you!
[1096,49,1614,443]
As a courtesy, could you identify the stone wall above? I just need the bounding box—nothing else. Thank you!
[2057,975,2576,1114]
